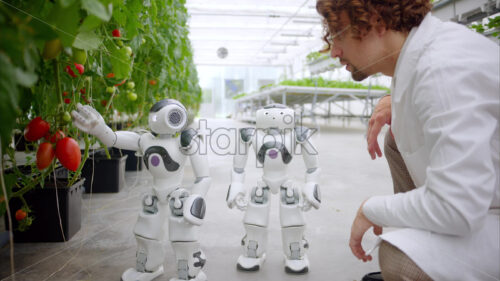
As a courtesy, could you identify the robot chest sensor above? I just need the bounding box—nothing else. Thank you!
[143,146,180,172]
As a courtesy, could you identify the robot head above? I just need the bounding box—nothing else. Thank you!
[255,104,295,130]
[148,99,188,134]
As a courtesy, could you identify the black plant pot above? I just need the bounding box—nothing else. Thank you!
[111,147,143,171]
[81,149,127,193]
[5,168,84,243]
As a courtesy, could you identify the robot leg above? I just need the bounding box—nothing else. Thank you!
[238,182,271,271]
[122,193,167,281]
[169,189,207,281]
[279,181,309,274]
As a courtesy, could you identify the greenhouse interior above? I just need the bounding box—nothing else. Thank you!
[1,0,499,280]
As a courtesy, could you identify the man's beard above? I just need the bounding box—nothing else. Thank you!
[351,64,368,81]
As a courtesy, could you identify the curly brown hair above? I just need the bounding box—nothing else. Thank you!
[316,0,432,50]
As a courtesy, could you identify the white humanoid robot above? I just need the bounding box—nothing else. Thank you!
[226,104,321,273]
[72,99,211,281]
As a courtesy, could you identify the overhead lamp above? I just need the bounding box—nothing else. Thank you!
[280,33,313,37]
[217,47,228,59]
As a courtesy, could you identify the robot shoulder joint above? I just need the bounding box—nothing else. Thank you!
[180,128,198,148]
[239,128,255,143]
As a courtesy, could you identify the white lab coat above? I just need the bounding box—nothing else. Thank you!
[363,14,500,281]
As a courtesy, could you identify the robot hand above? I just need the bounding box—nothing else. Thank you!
[182,194,206,226]
[170,189,207,226]
[302,182,321,211]
[71,103,116,146]
[226,182,247,211]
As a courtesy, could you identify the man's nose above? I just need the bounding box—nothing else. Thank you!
[330,46,342,58]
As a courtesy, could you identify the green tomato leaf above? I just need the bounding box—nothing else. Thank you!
[14,68,38,87]
[73,30,102,50]
[79,15,103,32]
[112,7,127,26]
[58,0,77,8]
[82,0,112,22]
[49,1,80,47]
[0,54,20,153]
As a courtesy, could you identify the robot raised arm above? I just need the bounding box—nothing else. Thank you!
[72,103,141,151]
[226,127,254,210]
[295,126,321,211]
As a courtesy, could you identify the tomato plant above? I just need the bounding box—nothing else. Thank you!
[36,142,55,170]
[24,117,50,142]
[0,0,203,230]
[55,137,81,172]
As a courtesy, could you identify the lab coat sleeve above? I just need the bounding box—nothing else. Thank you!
[363,58,498,236]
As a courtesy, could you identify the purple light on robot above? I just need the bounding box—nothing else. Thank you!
[268,149,278,159]
[151,155,160,167]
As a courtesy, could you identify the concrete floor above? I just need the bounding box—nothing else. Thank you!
[1,118,393,281]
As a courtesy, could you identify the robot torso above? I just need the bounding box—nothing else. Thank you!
[139,133,186,191]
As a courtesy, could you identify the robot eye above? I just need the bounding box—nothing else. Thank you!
[280,112,283,114]
[265,112,268,115]
[168,109,183,126]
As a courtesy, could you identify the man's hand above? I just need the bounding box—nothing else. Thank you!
[349,200,383,262]
[367,95,392,160]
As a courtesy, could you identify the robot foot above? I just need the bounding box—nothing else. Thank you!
[169,270,207,281]
[284,255,309,274]
[236,253,266,271]
[121,266,164,281]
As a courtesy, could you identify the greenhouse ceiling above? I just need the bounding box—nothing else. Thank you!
[186,0,325,67]
[186,0,500,67]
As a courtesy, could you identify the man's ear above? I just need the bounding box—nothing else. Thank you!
[371,15,387,36]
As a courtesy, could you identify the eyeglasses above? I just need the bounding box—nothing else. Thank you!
[327,24,351,45]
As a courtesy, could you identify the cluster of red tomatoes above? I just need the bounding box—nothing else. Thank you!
[24,117,81,172]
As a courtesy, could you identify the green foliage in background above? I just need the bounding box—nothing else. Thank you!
[470,16,500,39]
[280,77,390,91]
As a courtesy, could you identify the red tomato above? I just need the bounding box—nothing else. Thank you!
[36,142,55,170]
[24,117,50,142]
[74,63,84,75]
[101,100,107,107]
[64,98,71,104]
[106,73,115,78]
[149,79,157,86]
[65,63,84,78]
[65,65,77,78]
[114,79,126,87]
[80,88,86,94]
[56,137,81,172]
[112,29,121,37]
[15,209,27,221]
[63,91,69,96]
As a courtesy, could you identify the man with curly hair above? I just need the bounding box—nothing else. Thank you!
[316,0,499,280]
